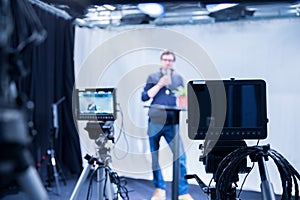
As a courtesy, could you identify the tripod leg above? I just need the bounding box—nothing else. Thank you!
[97,167,115,200]
[70,164,92,200]
[50,150,61,195]
[55,158,67,185]
[258,156,276,200]
[97,167,105,200]
[59,166,67,186]
[105,172,115,200]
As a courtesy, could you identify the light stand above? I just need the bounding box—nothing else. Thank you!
[41,97,67,195]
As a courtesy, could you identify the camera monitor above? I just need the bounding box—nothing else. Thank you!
[187,79,268,140]
[75,88,116,121]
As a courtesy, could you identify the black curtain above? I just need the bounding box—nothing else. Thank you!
[17,4,82,179]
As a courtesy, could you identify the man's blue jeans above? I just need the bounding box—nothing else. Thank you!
[147,122,189,195]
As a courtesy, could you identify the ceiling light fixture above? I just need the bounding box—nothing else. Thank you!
[206,3,238,12]
[137,3,165,18]
[103,4,116,11]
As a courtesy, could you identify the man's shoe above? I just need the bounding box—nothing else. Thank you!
[178,193,194,200]
[151,188,166,200]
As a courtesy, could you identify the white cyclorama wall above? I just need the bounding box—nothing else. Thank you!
[74,18,300,194]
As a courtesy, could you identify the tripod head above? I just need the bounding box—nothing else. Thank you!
[200,140,249,176]
[85,121,115,165]
[186,140,250,199]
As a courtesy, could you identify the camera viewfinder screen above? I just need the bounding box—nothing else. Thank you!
[187,80,268,140]
[76,88,116,121]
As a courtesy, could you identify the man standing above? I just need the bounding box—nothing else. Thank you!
[141,50,193,200]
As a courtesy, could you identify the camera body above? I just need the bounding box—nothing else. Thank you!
[187,79,268,190]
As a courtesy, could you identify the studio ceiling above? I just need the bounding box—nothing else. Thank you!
[31,0,300,28]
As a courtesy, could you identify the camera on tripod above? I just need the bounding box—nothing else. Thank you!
[74,87,117,162]
[71,88,129,200]
[186,79,269,199]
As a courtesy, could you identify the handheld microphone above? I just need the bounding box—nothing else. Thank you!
[164,68,172,85]
[164,68,172,95]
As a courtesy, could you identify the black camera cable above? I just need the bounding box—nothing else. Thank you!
[237,140,260,198]
[215,145,300,200]
[112,103,129,160]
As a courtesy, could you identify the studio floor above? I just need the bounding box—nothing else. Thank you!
[1,172,285,200]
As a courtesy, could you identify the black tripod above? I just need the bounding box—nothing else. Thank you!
[70,122,115,200]
[185,143,300,200]
[70,121,129,200]
[38,97,67,195]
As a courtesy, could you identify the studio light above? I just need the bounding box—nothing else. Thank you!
[103,4,116,11]
[208,4,255,22]
[206,3,238,13]
[137,3,165,17]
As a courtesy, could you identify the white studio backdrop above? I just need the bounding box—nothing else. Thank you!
[73,18,300,194]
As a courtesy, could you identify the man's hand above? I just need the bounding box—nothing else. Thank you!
[157,75,170,87]
[147,75,170,98]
